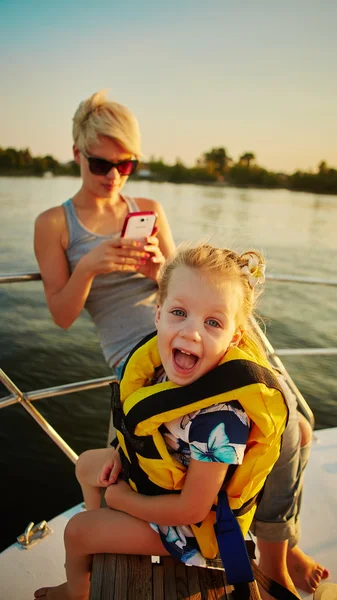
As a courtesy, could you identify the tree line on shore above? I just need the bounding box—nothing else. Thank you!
[1,145,337,195]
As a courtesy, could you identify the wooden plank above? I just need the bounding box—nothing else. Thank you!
[89,553,105,600]
[198,567,226,600]
[127,556,152,600]
[152,563,165,600]
[113,555,127,599]
[208,570,226,599]
[163,556,178,599]
[248,581,262,600]
[102,554,117,599]
[175,561,190,599]
[186,566,202,600]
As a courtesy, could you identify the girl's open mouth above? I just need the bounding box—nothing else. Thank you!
[173,348,199,372]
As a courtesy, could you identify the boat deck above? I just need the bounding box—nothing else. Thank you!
[1,427,336,599]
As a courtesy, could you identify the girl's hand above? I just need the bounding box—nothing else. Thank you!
[104,478,134,509]
[136,234,166,281]
[97,450,122,487]
[79,238,151,277]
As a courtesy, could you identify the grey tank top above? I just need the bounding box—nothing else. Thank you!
[62,196,157,368]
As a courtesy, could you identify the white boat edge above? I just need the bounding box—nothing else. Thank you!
[1,428,336,600]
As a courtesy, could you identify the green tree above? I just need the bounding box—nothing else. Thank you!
[201,147,232,177]
[239,152,255,169]
[318,160,328,174]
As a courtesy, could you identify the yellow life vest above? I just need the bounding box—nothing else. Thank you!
[113,332,288,560]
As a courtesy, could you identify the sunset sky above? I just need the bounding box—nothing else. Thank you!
[1,0,336,172]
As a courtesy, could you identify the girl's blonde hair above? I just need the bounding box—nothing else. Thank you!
[72,90,141,158]
[158,243,267,359]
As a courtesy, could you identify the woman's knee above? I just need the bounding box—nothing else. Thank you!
[298,412,312,447]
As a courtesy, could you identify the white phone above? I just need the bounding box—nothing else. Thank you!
[121,211,157,239]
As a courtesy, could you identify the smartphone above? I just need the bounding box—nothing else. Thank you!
[121,211,157,239]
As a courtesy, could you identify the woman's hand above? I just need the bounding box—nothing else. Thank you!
[97,450,122,487]
[79,238,151,277]
[136,234,166,281]
[104,478,135,509]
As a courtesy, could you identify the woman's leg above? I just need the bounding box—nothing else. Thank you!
[252,397,328,595]
[34,507,169,600]
[286,413,329,592]
[257,538,299,600]
[251,397,304,550]
[251,397,305,599]
[75,448,114,510]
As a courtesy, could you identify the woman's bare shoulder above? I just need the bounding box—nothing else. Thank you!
[35,205,66,231]
[34,205,69,249]
[135,197,162,212]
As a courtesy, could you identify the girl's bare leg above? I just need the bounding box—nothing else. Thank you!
[75,448,113,509]
[34,507,169,600]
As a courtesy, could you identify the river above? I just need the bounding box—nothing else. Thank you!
[0,177,336,552]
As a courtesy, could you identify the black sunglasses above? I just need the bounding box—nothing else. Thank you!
[82,152,138,177]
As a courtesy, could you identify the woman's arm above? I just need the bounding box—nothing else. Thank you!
[105,458,229,525]
[136,199,176,281]
[34,207,149,329]
[137,199,175,257]
[34,208,95,329]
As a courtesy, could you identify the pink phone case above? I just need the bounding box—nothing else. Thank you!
[121,211,157,239]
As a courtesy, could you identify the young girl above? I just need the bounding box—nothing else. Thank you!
[35,244,288,600]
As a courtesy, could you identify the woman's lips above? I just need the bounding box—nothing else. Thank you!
[102,183,118,191]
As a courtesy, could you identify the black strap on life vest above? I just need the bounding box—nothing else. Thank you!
[111,380,180,496]
[122,361,284,437]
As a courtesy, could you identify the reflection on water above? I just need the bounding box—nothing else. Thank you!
[0,177,337,551]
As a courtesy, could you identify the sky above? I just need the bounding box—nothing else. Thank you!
[1,0,336,173]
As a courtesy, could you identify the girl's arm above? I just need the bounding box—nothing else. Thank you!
[105,458,229,525]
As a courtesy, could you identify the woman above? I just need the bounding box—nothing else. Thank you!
[34,90,175,377]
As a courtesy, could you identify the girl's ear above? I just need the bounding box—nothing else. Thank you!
[230,328,243,348]
[73,145,81,164]
[155,306,161,329]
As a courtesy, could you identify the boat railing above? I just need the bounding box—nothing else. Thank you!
[2,271,337,286]
[0,368,116,464]
[1,270,337,463]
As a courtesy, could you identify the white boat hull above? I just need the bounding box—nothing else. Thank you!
[1,428,336,599]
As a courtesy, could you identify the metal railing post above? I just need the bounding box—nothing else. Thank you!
[0,369,79,464]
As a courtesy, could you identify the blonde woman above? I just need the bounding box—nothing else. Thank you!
[34,91,175,377]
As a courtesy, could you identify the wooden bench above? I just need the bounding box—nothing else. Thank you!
[89,553,262,600]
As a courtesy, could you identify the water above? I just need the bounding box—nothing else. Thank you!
[1,177,337,552]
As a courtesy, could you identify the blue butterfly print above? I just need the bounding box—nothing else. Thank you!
[190,423,238,463]
[165,526,187,549]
